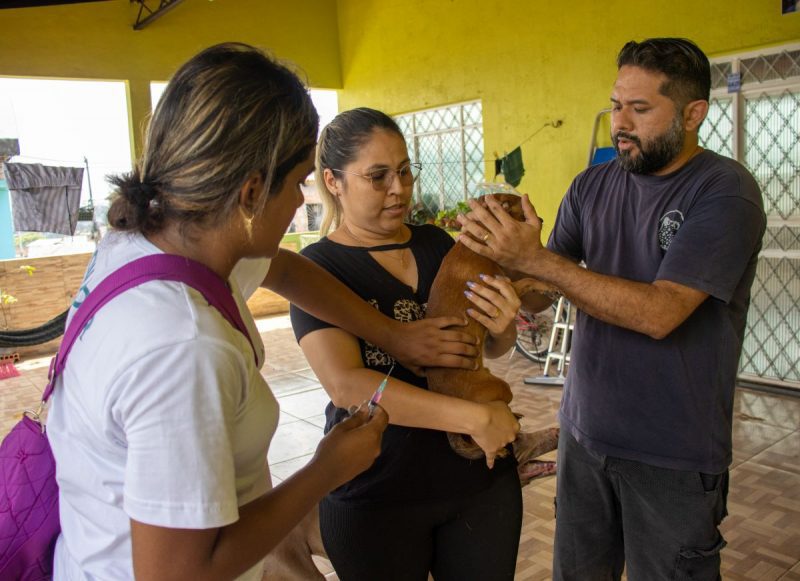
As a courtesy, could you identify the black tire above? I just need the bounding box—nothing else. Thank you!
[514,309,552,363]
[514,303,567,363]
[0,309,68,348]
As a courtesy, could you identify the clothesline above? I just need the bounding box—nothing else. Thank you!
[11,154,82,165]
[9,154,125,169]
[11,123,563,169]
[409,120,563,167]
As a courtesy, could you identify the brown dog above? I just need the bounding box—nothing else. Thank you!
[426,194,524,410]
[426,193,554,460]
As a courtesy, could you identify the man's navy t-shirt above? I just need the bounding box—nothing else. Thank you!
[549,150,765,473]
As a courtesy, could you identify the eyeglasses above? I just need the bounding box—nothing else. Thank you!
[332,162,421,191]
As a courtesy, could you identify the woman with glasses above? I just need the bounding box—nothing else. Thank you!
[290,107,523,580]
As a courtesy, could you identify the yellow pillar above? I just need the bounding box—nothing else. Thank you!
[126,77,152,165]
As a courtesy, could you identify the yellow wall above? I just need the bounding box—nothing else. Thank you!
[336,0,800,227]
[0,0,798,224]
[0,0,341,158]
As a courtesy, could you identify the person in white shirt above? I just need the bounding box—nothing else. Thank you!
[47,42,479,581]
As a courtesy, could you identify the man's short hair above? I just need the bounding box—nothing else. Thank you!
[617,38,711,108]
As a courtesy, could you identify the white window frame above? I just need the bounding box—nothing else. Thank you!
[708,42,800,161]
[705,42,800,388]
[395,100,485,212]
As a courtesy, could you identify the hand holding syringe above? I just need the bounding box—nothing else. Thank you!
[367,364,394,417]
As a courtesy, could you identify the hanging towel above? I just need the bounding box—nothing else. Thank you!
[3,162,84,236]
[500,147,525,187]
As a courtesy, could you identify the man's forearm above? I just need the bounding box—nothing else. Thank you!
[521,250,704,339]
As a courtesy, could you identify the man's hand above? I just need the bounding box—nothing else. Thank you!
[387,317,479,375]
[457,194,546,275]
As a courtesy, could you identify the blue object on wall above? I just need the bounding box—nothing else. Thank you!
[0,180,17,259]
[591,146,616,166]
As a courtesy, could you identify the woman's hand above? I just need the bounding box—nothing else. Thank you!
[386,317,479,375]
[309,403,389,490]
[471,401,520,469]
[464,274,520,339]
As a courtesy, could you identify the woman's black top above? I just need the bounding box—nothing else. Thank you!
[290,224,516,507]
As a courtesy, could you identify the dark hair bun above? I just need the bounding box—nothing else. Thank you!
[107,172,164,231]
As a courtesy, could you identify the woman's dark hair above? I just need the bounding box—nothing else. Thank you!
[108,42,319,235]
[315,107,404,235]
[617,38,711,109]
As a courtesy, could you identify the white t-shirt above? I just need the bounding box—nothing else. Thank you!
[47,232,278,580]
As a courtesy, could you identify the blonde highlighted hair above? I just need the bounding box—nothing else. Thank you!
[108,42,318,235]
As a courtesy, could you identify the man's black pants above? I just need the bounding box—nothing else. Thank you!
[553,430,728,581]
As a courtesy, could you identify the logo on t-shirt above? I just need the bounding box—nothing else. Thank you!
[658,210,684,251]
[363,298,424,367]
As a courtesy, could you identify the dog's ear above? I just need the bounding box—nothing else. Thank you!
[480,193,525,222]
[500,195,525,222]
[508,202,525,222]
[512,277,557,297]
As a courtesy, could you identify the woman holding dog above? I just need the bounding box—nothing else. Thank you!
[290,107,523,580]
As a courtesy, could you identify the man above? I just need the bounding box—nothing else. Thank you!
[458,38,765,580]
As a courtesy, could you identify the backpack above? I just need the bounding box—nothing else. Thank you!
[0,254,255,579]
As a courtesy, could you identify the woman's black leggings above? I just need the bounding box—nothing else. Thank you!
[319,468,522,581]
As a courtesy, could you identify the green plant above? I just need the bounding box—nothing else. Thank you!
[13,232,45,251]
[409,202,436,225]
[434,201,471,230]
[0,265,36,329]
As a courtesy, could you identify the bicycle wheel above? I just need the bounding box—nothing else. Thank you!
[514,309,552,363]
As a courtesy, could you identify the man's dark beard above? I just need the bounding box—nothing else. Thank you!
[613,115,684,174]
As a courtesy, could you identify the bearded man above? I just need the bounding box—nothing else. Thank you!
[458,38,765,581]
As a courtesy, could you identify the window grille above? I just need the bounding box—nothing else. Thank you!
[395,101,485,218]
[740,49,800,85]
[699,97,734,159]
[700,44,800,388]
[305,203,323,232]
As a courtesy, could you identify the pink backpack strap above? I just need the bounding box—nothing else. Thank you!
[41,254,257,402]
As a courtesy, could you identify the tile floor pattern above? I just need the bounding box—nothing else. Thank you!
[1,313,799,580]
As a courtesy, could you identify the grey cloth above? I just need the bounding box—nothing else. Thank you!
[3,162,84,236]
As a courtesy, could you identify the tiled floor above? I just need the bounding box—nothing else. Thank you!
[2,313,799,580]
